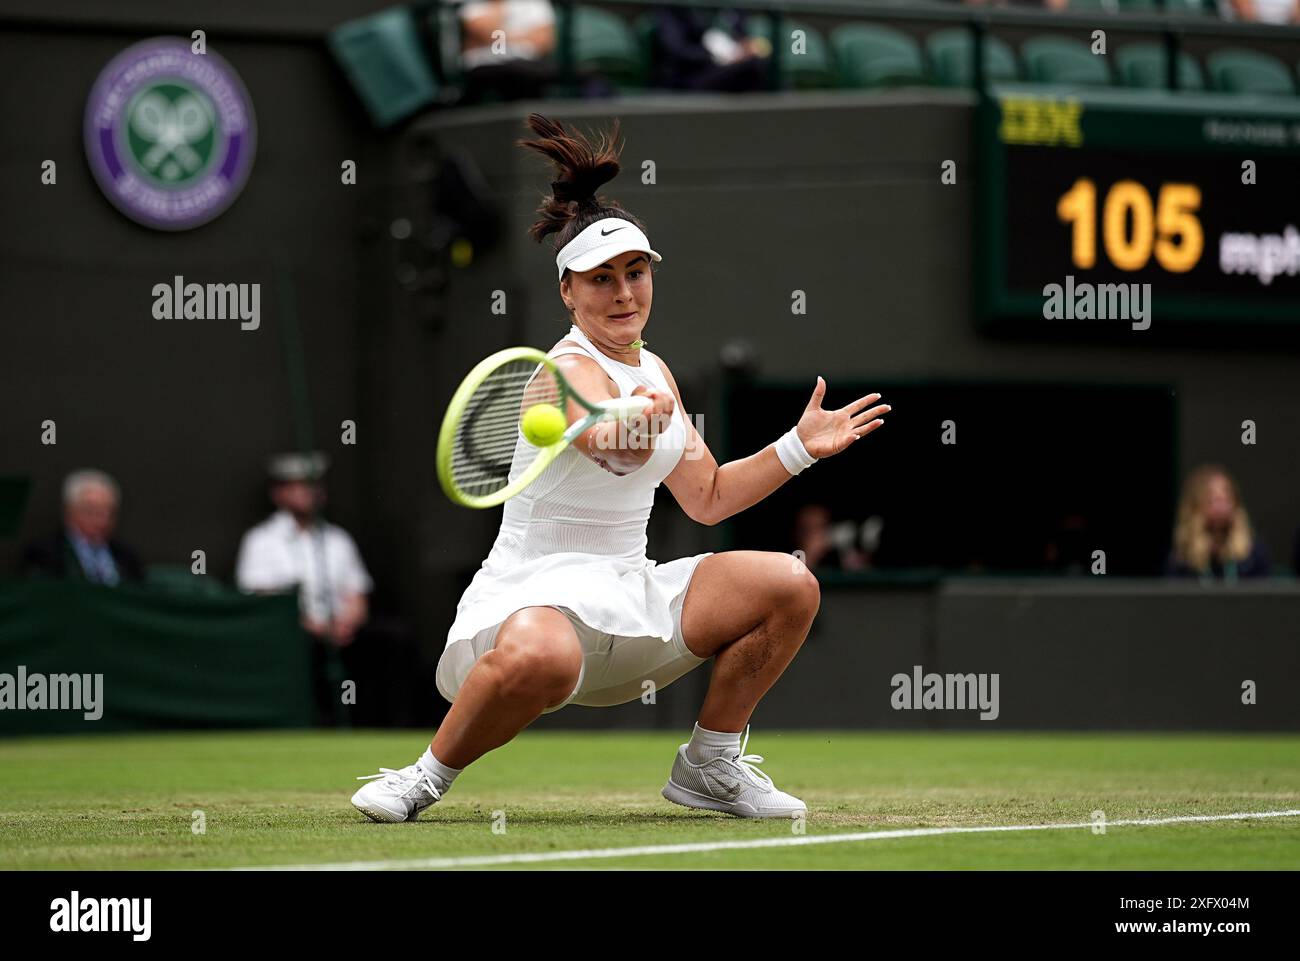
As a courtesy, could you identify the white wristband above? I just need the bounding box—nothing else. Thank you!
[774,426,817,476]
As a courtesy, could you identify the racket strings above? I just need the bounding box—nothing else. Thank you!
[450,360,563,496]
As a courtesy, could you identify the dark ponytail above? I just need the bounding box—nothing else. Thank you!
[516,113,652,277]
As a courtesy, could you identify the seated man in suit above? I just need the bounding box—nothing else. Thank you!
[21,469,144,584]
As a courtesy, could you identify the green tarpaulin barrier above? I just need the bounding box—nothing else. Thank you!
[0,578,313,735]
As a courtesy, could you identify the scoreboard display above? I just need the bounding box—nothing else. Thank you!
[976,86,1300,329]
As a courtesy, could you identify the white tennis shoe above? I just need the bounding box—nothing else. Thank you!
[662,725,807,819]
[351,761,444,822]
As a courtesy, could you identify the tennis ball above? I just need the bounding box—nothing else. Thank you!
[522,403,566,446]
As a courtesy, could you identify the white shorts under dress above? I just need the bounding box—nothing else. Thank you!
[435,553,711,714]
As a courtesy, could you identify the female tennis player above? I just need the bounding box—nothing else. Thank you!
[352,113,889,821]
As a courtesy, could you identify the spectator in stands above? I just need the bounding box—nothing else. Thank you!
[1218,0,1300,24]
[793,503,870,572]
[21,469,144,585]
[236,452,373,725]
[1164,464,1271,580]
[456,0,559,104]
[962,0,1072,9]
[649,6,771,92]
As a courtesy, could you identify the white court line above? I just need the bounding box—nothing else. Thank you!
[235,808,1300,871]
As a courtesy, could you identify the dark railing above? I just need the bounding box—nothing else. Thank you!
[424,0,1300,100]
[7,0,1297,100]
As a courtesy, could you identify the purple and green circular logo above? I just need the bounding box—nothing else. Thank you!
[84,37,256,231]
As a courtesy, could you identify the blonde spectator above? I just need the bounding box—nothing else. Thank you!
[1165,464,1271,580]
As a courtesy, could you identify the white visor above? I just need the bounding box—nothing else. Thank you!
[556,217,661,281]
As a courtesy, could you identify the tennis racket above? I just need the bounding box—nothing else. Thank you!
[436,347,652,508]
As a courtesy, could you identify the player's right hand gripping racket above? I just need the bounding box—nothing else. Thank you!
[437,347,652,508]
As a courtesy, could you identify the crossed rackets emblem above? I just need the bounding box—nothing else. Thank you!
[128,89,214,180]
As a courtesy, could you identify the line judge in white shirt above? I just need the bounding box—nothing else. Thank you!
[236,452,374,724]
[236,451,373,642]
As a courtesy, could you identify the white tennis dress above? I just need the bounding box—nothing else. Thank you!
[444,323,713,650]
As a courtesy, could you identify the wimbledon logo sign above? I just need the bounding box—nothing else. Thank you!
[84,37,256,230]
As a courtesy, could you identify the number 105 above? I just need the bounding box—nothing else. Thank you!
[1057,178,1204,273]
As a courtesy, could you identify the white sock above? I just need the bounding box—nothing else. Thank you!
[686,722,741,764]
[418,748,461,792]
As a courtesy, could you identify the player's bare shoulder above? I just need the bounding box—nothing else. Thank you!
[550,340,618,399]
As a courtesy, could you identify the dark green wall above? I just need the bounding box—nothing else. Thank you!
[2,11,1297,726]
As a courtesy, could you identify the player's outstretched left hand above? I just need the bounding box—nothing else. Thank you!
[796,377,890,459]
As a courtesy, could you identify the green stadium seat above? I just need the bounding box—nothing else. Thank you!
[1066,0,1124,12]
[926,29,1019,87]
[1117,0,1159,10]
[634,11,657,73]
[1115,43,1204,90]
[424,4,465,85]
[1163,0,1216,13]
[747,15,837,89]
[1206,49,1295,96]
[555,5,646,90]
[1021,36,1112,87]
[831,24,926,89]
[327,7,440,128]
[627,12,664,94]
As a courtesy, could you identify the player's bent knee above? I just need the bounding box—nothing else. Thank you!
[491,610,582,701]
[796,567,821,615]
[775,563,820,619]
[490,641,581,702]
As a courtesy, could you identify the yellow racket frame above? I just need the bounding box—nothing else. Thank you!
[437,347,651,508]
